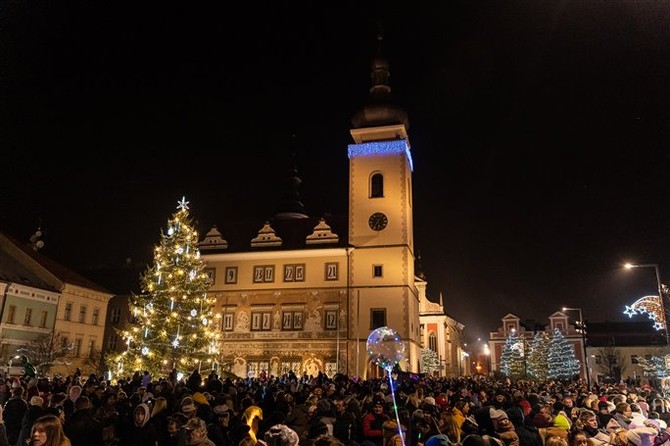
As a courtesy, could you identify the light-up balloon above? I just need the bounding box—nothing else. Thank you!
[366,326,405,370]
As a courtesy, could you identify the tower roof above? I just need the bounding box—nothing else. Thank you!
[351,32,409,130]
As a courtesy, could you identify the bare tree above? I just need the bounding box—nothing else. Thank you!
[82,346,106,377]
[16,331,72,377]
[596,345,626,381]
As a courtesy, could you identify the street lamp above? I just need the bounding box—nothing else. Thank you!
[562,306,590,388]
[624,263,669,345]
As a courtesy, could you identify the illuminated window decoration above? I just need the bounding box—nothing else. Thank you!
[190,309,197,317]
[348,140,414,172]
[624,295,666,331]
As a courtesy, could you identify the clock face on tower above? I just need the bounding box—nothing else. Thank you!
[368,212,388,231]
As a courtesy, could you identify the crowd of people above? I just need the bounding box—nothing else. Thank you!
[0,366,669,446]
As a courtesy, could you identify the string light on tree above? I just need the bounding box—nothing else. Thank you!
[107,197,221,378]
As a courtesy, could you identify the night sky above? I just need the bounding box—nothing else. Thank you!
[2,1,669,342]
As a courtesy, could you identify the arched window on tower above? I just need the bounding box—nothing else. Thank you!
[370,173,384,198]
[429,332,437,352]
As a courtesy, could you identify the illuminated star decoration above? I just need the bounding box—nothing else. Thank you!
[624,295,666,331]
[172,338,180,348]
[177,196,189,210]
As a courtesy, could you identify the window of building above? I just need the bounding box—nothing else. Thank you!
[40,311,48,328]
[108,334,118,351]
[283,264,305,282]
[253,266,274,283]
[79,306,87,323]
[325,263,338,281]
[64,303,72,321]
[7,305,16,324]
[111,308,121,324]
[251,311,272,331]
[92,308,99,325]
[373,265,383,278]
[282,311,304,331]
[370,173,384,198]
[370,309,386,330]
[222,311,234,331]
[24,308,32,325]
[73,339,82,357]
[325,310,338,330]
[88,339,95,357]
[429,332,438,352]
[631,355,639,364]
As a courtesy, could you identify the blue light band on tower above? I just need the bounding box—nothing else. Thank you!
[348,140,414,172]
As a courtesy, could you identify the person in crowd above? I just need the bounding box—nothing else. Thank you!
[30,414,72,446]
[183,417,215,446]
[126,402,156,446]
[264,424,300,446]
[612,403,633,430]
[381,420,405,446]
[62,385,81,424]
[164,414,188,446]
[4,385,28,446]
[567,430,589,446]
[95,391,120,446]
[490,408,519,446]
[505,405,542,446]
[572,409,610,446]
[0,405,9,446]
[16,395,46,446]
[332,397,359,446]
[63,395,103,446]
[361,398,389,446]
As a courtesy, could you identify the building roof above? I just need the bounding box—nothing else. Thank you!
[0,232,110,294]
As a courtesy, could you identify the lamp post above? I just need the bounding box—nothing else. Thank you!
[562,306,590,388]
[624,263,669,345]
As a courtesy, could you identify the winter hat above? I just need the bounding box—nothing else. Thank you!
[192,392,209,405]
[630,412,648,429]
[264,424,299,446]
[626,427,657,446]
[552,414,571,430]
[213,404,230,416]
[490,408,508,420]
[424,396,436,406]
[518,400,532,416]
[133,403,151,428]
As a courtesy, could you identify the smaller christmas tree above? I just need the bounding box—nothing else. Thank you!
[547,328,580,381]
[500,329,525,379]
[420,348,440,375]
[527,331,550,381]
[108,197,219,378]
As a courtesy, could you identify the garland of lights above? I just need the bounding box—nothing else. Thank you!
[624,295,666,331]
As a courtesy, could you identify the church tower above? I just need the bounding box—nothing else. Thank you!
[347,34,421,376]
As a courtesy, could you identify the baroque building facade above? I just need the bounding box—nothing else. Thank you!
[196,48,445,379]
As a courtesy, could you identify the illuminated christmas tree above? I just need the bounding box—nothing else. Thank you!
[547,328,580,381]
[500,330,525,379]
[109,197,219,378]
[527,331,550,381]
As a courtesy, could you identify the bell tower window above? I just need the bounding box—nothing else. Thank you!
[370,173,384,198]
